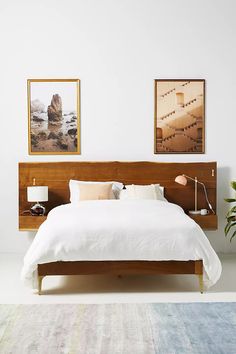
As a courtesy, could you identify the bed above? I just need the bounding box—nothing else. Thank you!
[19,161,221,294]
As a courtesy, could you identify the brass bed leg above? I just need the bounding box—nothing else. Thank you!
[198,274,204,294]
[38,276,44,295]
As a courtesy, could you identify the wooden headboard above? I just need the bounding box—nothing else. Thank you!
[19,161,217,216]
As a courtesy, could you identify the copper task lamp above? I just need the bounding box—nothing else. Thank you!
[175,174,215,215]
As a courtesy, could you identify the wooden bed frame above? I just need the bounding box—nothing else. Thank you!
[19,161,217,294]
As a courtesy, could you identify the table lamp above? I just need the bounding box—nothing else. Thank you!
[27,179,48,216]
[175,174,215,215]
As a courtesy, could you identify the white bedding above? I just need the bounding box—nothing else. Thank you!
[21,200,222,289]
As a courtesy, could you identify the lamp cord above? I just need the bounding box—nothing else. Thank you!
[21,210,31,215]
[198,181,215,214]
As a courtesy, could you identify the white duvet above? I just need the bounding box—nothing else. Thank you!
[21,200,222,289]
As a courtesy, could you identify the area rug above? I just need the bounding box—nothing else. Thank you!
[0,303,235,354]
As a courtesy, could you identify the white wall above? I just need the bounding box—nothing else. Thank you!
[0,0,235,253]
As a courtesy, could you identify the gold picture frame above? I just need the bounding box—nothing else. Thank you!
[28,78,80,155]
[154,79,205,154]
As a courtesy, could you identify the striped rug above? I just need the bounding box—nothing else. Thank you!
[0,303,235,353]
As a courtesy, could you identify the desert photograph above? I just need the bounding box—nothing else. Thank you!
[155,80,204,154]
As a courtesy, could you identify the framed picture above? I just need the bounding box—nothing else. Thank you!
[28,79,80,155]
[154,79,205,154]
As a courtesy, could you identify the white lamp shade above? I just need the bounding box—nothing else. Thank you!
[27,186,48,202]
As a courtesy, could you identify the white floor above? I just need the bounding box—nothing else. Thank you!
[0,253,235,304]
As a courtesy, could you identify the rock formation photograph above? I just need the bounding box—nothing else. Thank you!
[28,79,80,154]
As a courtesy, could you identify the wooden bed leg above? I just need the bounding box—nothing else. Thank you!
[38,276,44,295]
[198,274,204,294]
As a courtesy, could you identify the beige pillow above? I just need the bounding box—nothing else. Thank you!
[69,179,123,202]
[78,183,113,201]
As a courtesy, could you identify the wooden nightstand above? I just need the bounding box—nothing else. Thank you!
[19,215,47,231]
[188,214,218,230]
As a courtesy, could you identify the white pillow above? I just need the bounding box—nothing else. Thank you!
[69,180,124,203]
[119,184,167,201]
[154,185,167,201]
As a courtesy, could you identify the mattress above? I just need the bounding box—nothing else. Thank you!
[21,200,222,289]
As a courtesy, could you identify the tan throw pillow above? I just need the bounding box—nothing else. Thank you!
[78,183,113,201]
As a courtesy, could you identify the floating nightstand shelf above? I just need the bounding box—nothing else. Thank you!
[19,215,47,231]
[188,214,218,230]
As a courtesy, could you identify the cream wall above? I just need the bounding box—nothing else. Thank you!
[0,0,235,253]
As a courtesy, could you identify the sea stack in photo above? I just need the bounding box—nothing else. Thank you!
[47,94,62,123]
